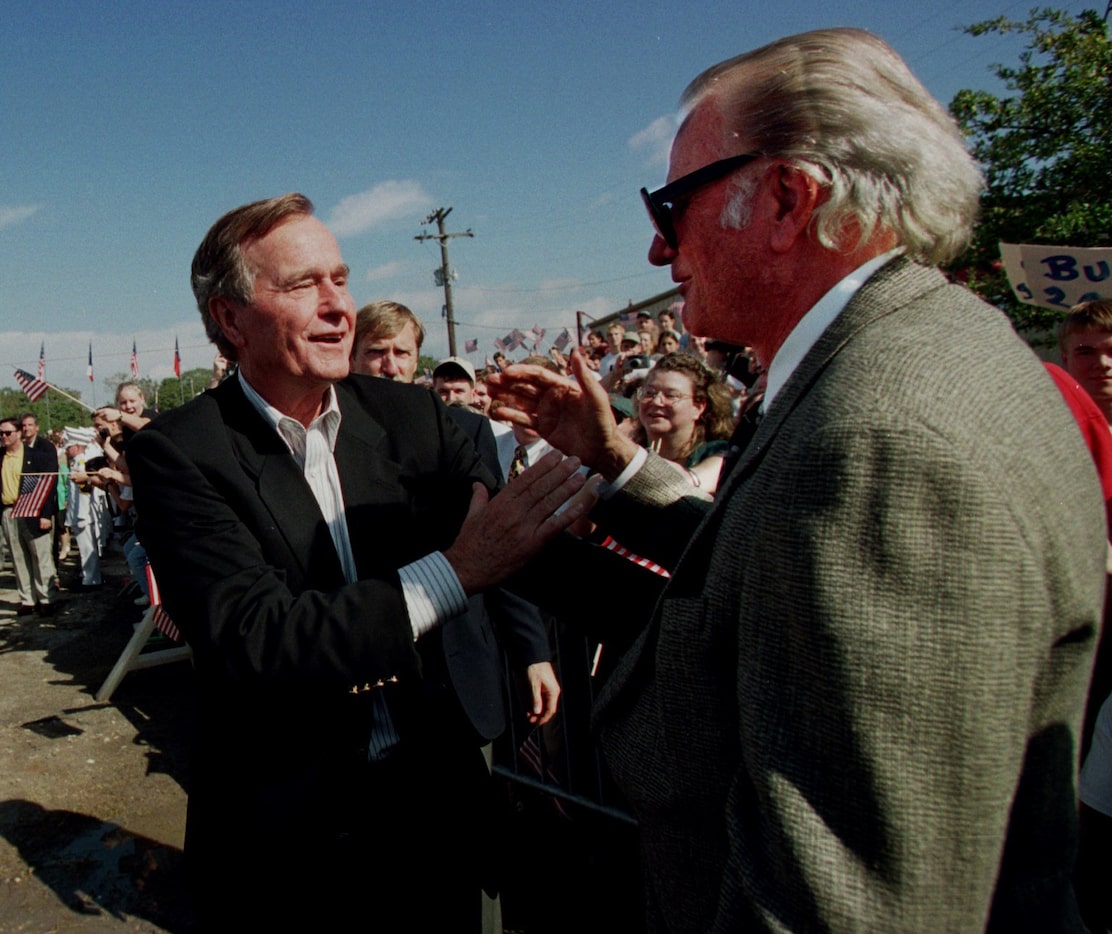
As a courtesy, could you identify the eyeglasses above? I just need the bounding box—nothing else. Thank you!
[0,429,17,436]
[641,153,761,250]
[639,387,693,404]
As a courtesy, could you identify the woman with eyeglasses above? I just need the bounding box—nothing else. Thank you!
[631,352,735,494]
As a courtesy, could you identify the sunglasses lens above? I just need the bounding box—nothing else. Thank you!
[641,189,676,249]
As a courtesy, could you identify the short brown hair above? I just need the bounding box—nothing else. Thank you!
[191,193,314,361]
[353,300,426,355]
[1058,299,1112,356]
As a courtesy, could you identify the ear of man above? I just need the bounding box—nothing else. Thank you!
[768,163,823,254]
[208,297,250,353]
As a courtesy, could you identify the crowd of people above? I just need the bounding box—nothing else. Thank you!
[0,384,155,614]
[4,24,1112,934]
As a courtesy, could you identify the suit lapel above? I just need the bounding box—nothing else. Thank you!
[214,377,344,589]
[596,258,951,718]
[717,257,948,502]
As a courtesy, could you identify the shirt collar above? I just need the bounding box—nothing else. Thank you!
[763,248,902,411]
[238,371,342,454]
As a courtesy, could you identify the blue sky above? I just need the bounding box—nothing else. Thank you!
[1,0,1095,400]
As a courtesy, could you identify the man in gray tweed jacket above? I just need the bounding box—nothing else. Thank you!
[493,28,1106,933]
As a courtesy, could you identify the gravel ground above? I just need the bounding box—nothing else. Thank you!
[0,547,197,932]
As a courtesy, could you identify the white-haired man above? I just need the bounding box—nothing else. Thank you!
[492,28,1105,931]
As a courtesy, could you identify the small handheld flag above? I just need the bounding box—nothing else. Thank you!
[13,368,48,402]
[11,474,57,519]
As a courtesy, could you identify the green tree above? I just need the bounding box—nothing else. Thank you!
[949,7,1112,334]
[1,386,94,435]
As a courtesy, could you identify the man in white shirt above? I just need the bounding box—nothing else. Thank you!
[491,28,1105,932]
[128,194,588,931]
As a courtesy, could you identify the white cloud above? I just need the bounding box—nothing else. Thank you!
[628,115,676,168]
[364,261,403,282]
[326,181,435,237]
[0,204,42,230]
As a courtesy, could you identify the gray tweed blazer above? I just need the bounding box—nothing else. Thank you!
[592,258,1106,933]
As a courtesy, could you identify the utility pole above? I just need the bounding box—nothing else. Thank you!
[415,207,473,357]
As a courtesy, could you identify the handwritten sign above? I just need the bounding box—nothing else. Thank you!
[1001,242,1112,310]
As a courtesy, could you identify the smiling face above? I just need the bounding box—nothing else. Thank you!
[209,214,355,422]
[116,385,145,415]
[638,369,705,447]
[472,380,492,413]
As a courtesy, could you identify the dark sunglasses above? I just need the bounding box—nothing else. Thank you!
[640,153,761,250]
[0,429,18,436]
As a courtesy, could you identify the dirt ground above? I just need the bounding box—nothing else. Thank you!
[0,544,643,933]
[0,547,198,932]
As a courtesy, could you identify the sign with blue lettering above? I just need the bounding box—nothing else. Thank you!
[1001,242,1112,310]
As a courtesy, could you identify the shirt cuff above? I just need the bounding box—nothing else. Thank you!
[599,446,648,499]
[398,551,468,639]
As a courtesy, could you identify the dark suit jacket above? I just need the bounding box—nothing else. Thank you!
[591,259,1107,932]
[444,401,551,724]
[128,373,517,907]
[14,442,58,535]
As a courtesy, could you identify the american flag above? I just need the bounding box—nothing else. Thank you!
[510,328,527,351]
[465,338,479,354]
[13,368,48,402]
[145,564,183,642]
[173,337,181,378]
[11,474,57,519]
[130,340,139,378]
[553,328,572,352]
[37,342,45,379]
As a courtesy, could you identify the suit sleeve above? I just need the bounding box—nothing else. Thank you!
[486,586,550,667]
[592,451,711,570]
[129,419,433,689]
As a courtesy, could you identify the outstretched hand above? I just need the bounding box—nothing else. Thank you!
[488,347,640,479]
[443,450,598,595]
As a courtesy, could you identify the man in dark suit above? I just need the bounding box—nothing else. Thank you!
[127,193,589,929]
[492,29,1107,932]
[350,300,561,727]
[19,413,55,458]
[1,415,57,616]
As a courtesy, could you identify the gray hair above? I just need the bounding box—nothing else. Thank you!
[190,193,315,361]
[684,28,983,265]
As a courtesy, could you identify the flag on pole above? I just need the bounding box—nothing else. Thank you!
[173,337,182,377]
[13,368,49,402]
[130,340,139,378]
[11,473,57,519]
[553,328,572,352]
[465,338,478,354]
[145,564,183,642]
[37,342,45,379]
[87,343,94,382]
